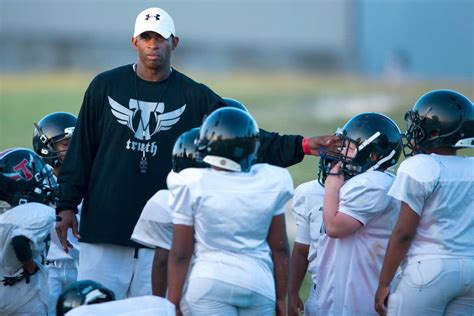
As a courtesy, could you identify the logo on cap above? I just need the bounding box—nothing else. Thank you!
[145,14,160,21]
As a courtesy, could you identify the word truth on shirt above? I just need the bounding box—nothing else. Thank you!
[125,139,158,156]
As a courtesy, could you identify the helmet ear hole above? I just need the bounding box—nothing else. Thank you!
[369,152,379,161]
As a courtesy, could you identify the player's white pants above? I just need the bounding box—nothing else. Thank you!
[388,258,474,316]
[77,243,154,300]
[47,259,78,315]
[4,267,49,315]
[11,296,48,315]
[304,283,317,316]
[181,277,275,316]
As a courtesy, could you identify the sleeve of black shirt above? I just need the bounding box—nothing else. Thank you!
[56,77,102,213]
[256,129,305,168]
[213,96,305,168]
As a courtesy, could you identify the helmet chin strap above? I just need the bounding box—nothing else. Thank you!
[368,149,396,172]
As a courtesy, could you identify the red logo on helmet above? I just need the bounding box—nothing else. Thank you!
[13,158,34,181]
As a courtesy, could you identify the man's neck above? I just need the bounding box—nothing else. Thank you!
[135,63,172,82]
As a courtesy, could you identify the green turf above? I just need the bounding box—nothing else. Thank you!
[1,71,472,301]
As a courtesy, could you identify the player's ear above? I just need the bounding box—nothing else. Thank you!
[131,36,138,49]
[171,36,179,50]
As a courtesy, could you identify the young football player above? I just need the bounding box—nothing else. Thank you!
[315,112,403,315]
[167,108,294,315]
[33,112,79,315]
[131,99,250,297]
[288,180,324,316]
[0,148,58,315]
[131,127,204,296]
[375,90,474,316]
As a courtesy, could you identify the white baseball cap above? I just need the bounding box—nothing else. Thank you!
[133,7,176,39]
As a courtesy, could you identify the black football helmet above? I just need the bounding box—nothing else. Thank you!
[33,112,77,168]
[172,127,208,172]
[404,89,474,156]
[197,107,260,172]
[318,112,402,185]
[223,97,249,112]
[56,280,115,316]
[0,148,58,206]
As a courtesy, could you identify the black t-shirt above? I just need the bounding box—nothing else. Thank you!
[58,64,304,247]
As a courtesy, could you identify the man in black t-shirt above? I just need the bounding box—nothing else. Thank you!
[55,7,338,300]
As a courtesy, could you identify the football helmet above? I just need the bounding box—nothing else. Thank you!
[318,112,402,184]
[223,97,249,112]
[197,107,260,172]
[0,148,58,206]
[56,280,115,316]
[172,127,207,172]
[33,112,77,168]
[404,89,474,156]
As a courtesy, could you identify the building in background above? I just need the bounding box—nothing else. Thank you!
[0,0,472,81]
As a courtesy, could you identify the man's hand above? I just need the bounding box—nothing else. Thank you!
[304,135,341,156]
[55,209,80,253]
[325,162,344,190]
[374,284,390,316]
[288,294,304,316]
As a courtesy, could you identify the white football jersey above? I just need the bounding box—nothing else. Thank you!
[389,154,474,263]
[291,180,324,284]
[315,170,400,316]
[167,163,294,301]
[131,190,173,249]
[65,295,175,315]
[0,202,56,313]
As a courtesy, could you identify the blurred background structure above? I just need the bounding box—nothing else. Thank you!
[1,0,473,80]
[1,0,473,300]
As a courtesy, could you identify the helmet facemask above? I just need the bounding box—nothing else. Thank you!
[318,132,357,186]
[403,109,427,156]
[318,130,384,185]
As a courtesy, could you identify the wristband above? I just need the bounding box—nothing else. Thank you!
[302,137,312,155]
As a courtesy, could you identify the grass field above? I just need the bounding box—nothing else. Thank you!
[0,71,472,301]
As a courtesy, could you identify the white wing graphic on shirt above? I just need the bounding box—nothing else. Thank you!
[109,96,187,140]
[151,104,187,135]
[109,96,135,133]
